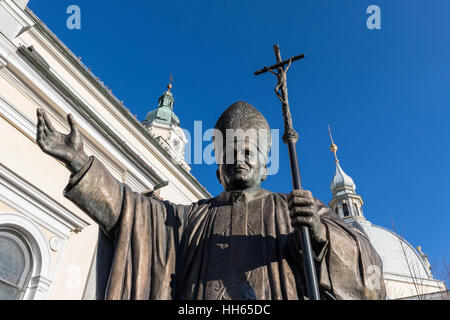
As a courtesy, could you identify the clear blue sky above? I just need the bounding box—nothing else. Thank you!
[28,0,450,282]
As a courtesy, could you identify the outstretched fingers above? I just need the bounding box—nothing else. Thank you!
[36,108,56,136]
[36,109,48,150]
[36,110,43,135]
[67,113,79,137]
[42,109,55,132]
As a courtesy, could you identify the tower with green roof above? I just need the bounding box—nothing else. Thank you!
[143,83,190,171]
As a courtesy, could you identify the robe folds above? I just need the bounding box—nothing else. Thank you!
[64,156,386,300]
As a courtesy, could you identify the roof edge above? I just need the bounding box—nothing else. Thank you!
[24,8,211,199]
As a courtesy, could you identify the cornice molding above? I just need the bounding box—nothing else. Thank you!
[0,0,34,40]
[0,163,90,237]
[24,9,211,199]
[0,55,7,68]
[17,45,168,187]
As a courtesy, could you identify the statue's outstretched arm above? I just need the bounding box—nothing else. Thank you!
[36,108,123,231]
[36,109,188,235]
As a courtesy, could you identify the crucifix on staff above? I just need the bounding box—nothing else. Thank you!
[254,44,320,300]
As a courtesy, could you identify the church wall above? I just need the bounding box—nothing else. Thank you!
[0,201,59,272]
[0,2,209,299]
[46,225,99,299]
[0,100,97,298]
[0,198,18,214]
[17,27,207,204]
[1,15,208,205]
[0,74,92,218]
[148,124,172,143]
[384,276,447,300]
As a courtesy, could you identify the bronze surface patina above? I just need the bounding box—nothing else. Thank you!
[36,101,386,300]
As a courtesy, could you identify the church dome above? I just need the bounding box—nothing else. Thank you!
[145,109,158,122]
[355,220,432,280]
[144,85,180,127]
[326,128,446,299]
[330,162,356,196]
[144,106,180,126]
[327,128,356,197]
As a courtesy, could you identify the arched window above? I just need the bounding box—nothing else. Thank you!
[0,230,32,300]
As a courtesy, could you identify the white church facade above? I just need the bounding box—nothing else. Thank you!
[0,0,209,299]
[0,0,447,300]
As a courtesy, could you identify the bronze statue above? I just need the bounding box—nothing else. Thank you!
[36,101,386,300]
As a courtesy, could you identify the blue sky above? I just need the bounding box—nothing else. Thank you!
[28,0,450,282]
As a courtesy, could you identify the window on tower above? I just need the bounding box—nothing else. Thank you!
[342,203,350,217]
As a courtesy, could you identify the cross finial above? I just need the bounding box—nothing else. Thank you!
[328,125,339,163]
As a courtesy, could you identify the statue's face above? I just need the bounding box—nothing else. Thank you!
[216,139,267,191]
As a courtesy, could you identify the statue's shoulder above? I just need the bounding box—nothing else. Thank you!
[262,189,288,202]
[273,191,339,218]
[190,197,216,210]
[273,191,288,198]
[196,197,214,206]
[273,191,329,206]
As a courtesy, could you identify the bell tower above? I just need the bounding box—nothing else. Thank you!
[143,82,190,171]
[327,127,365,225]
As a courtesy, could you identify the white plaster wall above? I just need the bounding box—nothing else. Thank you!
[0,3,210,300]
[385,277,447,300]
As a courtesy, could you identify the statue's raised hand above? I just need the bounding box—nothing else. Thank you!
[36,108,89,174]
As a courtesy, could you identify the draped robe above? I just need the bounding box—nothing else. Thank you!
[64,156,386,300]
